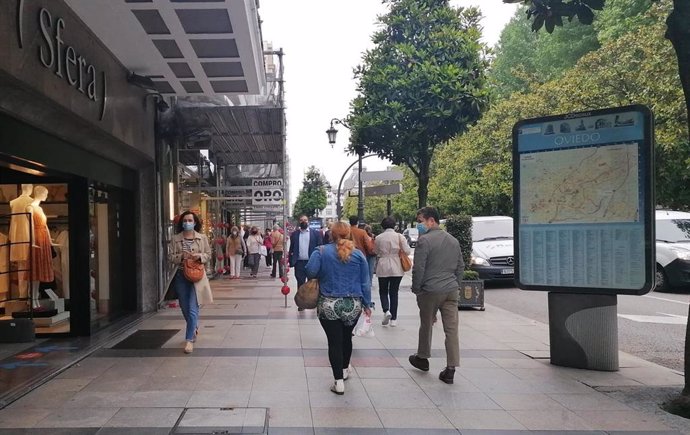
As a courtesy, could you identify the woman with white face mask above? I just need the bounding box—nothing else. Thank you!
[169,211,212,354]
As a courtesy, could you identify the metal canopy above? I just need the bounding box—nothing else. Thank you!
[177,106,284,165]
[65,0,266,97]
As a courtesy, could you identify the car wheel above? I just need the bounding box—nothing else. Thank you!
[655,264,669,292]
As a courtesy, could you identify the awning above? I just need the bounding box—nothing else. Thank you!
[177,106,285,166]
[65,0,266,97]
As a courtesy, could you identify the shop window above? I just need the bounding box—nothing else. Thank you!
[0,183,71,334]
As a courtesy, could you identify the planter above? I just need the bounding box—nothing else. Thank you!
[458,280,484,310]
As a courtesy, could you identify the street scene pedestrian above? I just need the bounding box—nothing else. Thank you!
[363,224,377,287]
[263,228,273,267]
[225,225,246,279]
[306,221,372,395]
[289,215,324,309]
[246,226,264,278]
[168,211,213,354]
[375,216,411,327]
[409,207,463,384]
[270,224,285,278]
[348,216,375,284]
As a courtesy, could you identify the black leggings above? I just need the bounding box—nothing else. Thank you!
[319,319,357,380]
[379,276,403,320]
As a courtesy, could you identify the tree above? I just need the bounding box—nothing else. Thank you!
[504,0,690,161]
[595,0,654,43]
[433,3,688,217]
[505,0,690,406]
[349,0,488,208]
[292,166,329,219]
[490,6,600,99]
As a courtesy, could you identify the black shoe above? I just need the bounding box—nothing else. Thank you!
[408,354,429,372]
[298,307,305,311]
[439,367,455,384]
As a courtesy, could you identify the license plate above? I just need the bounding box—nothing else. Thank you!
[501,268,514,275]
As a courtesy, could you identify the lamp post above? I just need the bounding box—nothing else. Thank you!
[327,118,367,224]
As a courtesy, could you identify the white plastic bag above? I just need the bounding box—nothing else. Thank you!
[355,313,375,338]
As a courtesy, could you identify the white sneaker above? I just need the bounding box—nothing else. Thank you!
[382,311,392,326]
[343,364,353,380]
[390,319,398,327]
[330,379,345,395]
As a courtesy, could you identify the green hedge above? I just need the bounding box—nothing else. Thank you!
[445,215,472,271]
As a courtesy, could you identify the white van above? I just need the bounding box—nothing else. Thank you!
[469,216,514,282]
[655,210,690,290]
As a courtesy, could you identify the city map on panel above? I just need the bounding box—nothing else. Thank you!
[520,143,640,225]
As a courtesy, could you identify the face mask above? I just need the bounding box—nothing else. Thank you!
[232,231,238,236]
[299,222,308,230]
[183,222,195,232]
[416,222,428,235]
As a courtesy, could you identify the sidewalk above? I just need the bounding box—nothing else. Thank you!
[0,264,688,434]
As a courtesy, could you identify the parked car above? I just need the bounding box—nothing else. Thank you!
[655,210,690,291]
[403,228,419,248]
[469,216,514,283]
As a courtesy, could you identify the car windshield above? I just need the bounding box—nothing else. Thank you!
[407,229,418,237]
[472,219,513,242]
[656,219,690,243]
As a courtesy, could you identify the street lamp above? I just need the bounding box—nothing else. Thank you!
[327,118,366,224]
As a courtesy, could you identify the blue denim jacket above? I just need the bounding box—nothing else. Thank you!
[305,244,371,307]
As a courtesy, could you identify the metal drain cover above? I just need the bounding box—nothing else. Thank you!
[173,407,267,434]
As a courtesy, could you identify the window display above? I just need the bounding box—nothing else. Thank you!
[0,183,71,334]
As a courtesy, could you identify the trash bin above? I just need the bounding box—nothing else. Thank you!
[458,280,484,310]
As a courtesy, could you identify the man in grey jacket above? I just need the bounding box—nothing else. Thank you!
[409,207,464,384]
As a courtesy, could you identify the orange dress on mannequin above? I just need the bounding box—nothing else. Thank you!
[31,206,54,282]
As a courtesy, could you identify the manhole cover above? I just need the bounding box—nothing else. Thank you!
[172,407,267,434]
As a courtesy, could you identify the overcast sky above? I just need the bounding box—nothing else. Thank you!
[259,0,519,202]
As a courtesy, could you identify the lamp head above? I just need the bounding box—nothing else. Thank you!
[326,125,338,146]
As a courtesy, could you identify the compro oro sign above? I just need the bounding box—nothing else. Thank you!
[252,178,284,205]
[512,105,655,295]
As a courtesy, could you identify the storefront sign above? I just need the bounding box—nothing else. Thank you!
[16,1,107,120]
[252,178,284,206]
[512,105,655,296]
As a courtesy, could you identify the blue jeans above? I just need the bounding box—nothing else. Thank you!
[174,270,199,341]
[367,256,376,285]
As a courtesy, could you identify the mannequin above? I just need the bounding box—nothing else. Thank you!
[9,184,34,298]
[27,186,54,309]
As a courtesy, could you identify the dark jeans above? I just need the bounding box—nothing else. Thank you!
[272,251,284,277]
[319,318,357,380]
[294,260,308,288]
[250,253,261,276]
[265,249,272,267]
[379,276,402,320]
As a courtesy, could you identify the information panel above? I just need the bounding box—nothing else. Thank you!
[513,105,654,295]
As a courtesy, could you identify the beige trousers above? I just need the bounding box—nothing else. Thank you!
[416,290,460,367]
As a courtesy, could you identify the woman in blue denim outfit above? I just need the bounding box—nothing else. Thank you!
[306,222,372,395]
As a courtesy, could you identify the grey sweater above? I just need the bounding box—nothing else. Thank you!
[411,227,464,294]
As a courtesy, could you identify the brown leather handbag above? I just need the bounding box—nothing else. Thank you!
[399,237,412,272]
[294,279,320,310]
[183,258,205,283]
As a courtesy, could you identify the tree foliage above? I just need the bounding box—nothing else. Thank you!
[292,166,330,219]
[594,0,654,43]
[349,0,488,208]
[432,3,689,215]
[489,6,600,99]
